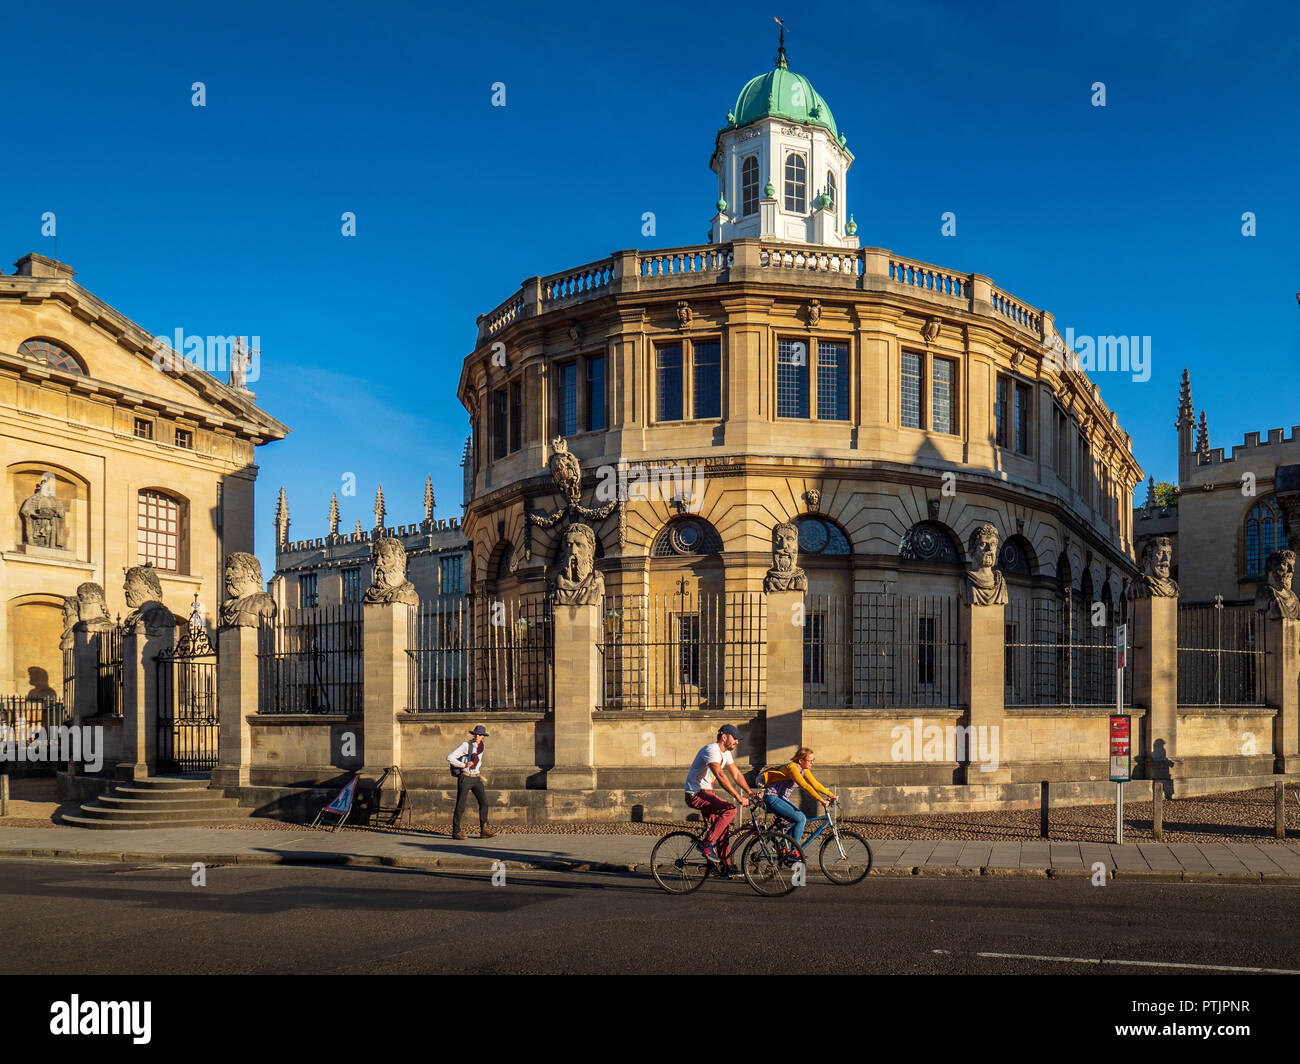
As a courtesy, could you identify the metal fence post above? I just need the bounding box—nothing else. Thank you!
[1152,779,1164,841]
[1039,780,1049,838]
[1277,781,1287,840]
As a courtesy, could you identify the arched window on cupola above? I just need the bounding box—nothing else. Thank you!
[826,171,837,211]
[741,156,759,216]
[1243,495,1288,578]
[784,153,806,213]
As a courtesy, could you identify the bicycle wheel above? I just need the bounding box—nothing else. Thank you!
[819,829,873,885]
[741,830,800,897]
[651,831,711,894]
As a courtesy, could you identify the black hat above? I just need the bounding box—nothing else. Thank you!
[471,725,490,736]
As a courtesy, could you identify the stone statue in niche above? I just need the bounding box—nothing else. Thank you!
[75,582,115,632]
[122,566,177,634]
[964,523,1008,606]
[763,521,807,593]
[19,473,66,550]
[60,596,79,650]
[219,552,277,627]
[1127,536,1179,599]
[1256,549,1300,621]
[550,523,604,606]
[363,537,419,606]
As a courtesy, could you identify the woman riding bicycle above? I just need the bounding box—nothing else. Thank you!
[759,747,837,858]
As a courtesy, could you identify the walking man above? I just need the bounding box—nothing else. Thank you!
[448,725,499,840]
[684,724,754,871]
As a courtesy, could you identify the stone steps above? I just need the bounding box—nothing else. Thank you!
[62,776,249,829]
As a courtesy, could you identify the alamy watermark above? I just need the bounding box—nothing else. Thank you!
[594,459,705,510]
[890,719,1000,773]
[1,724,103,772]
[1046,328,1150,383]
[150,329,260,384]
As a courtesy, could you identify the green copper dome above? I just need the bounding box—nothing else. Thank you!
[726,55,838,139]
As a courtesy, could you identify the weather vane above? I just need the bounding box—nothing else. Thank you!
[774,16,788,67]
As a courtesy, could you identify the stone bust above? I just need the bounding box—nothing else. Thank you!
[363,537,419,606]
[1127,536,1179,599]
[1256,549,1300,621]
[551,523,605,606]
[964,523,1008,606]
[19,472,66,550]
[219,551,277,628]
[75,582,115,632]
[122,566,177,634]
[60,596,79,650]
[763,521,807,593]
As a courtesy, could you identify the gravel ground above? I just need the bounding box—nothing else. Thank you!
[4,783,1297,846]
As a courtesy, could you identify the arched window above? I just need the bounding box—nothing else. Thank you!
[17,338,84,375]
[137,489,184,572]
[1056,552,1074,593]
[1080,569,1095,605]
[741,156,759,217]
[826,171,837,211]
[899,521,960,564]
[652,517,722,557]
[795,515,850,555]
[783,153,807,214]
[998,535,1035,577]
[1244,496,1288,577]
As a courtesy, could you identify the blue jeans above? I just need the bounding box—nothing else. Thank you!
[763,793,806,852]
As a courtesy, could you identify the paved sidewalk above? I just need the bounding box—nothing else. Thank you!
[0,825,1299,881]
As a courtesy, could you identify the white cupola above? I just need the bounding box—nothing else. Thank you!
[709,32,858,249]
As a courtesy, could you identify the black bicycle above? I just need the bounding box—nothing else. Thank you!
[650,795,772,895]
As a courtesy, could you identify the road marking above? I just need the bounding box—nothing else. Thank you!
[932,949,1300,975]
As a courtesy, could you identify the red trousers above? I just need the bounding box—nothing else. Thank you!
[686,790,736,860]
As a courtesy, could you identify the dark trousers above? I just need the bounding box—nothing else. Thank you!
[452,773,488,833]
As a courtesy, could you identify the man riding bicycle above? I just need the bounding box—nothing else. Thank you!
[759,747,837,859]
[684,724,755,873]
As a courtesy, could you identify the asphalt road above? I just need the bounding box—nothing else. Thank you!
[1,858,1298,976]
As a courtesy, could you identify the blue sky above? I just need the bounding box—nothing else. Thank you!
[5,0,1298,573]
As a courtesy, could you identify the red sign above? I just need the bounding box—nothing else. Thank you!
[1109,715,1131,782]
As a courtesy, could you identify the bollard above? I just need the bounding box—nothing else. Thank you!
[1277,781,1287,841]
[0,772,8,818]
[1152,780,1163,841]
[1039,780,1049,839]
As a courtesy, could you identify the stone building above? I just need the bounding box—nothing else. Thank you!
[460,44,1142,643]
[0,252,285,699]
[271,478,470,610]
[1133,368,1298,604]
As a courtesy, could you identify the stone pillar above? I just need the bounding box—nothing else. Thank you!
[549,601,599,789]
[959,602,1009,783]
[117,622,173,781]
[70,626,98,727]
[213,625,259,788]
[1131,596,1178,782]
[765,590,804,765]
[1263,615,1300,773]
[361,601,408,782]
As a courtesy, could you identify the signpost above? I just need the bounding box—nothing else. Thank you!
[1111,623,1131,844]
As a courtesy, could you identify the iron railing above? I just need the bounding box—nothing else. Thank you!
[1177,602,1266,707]
[95,626,123,717]
[598,591,765,710]
[257,605,363,715]
[803,592,961,708]
[1004,594,1133,707]
[406,595,552,712]
[156,635,219,774]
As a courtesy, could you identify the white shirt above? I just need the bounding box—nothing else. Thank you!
[685,742,733,795]
[448,740,485,777]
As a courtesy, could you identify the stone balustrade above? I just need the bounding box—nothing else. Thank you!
[474,239,1049,344]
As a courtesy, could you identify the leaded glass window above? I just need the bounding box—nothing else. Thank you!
[17,338,83,374]
[693,341,721,419]
[558,363,578,437]
[784,153,806,213]
[817,341,848,421]
[741,156,759,216]
[777,339,809,418]
[932,358,955,434]
[901,351,922,429]
[656,345,683,422]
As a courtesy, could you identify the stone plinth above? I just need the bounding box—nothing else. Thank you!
[116,622,173,782]
[764,590,804,764]
[1263,614,1300,773]
[960,601,1010,783]
[549,601,599,789]
[213,625,259,788]
[361,601,409,782]
[1131,596,1178,782]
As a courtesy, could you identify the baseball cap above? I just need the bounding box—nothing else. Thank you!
[719,724,742,740]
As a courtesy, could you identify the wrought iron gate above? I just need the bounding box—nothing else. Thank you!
[156,620,219,773]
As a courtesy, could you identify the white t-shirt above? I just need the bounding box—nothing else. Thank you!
[685,742,734,795]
